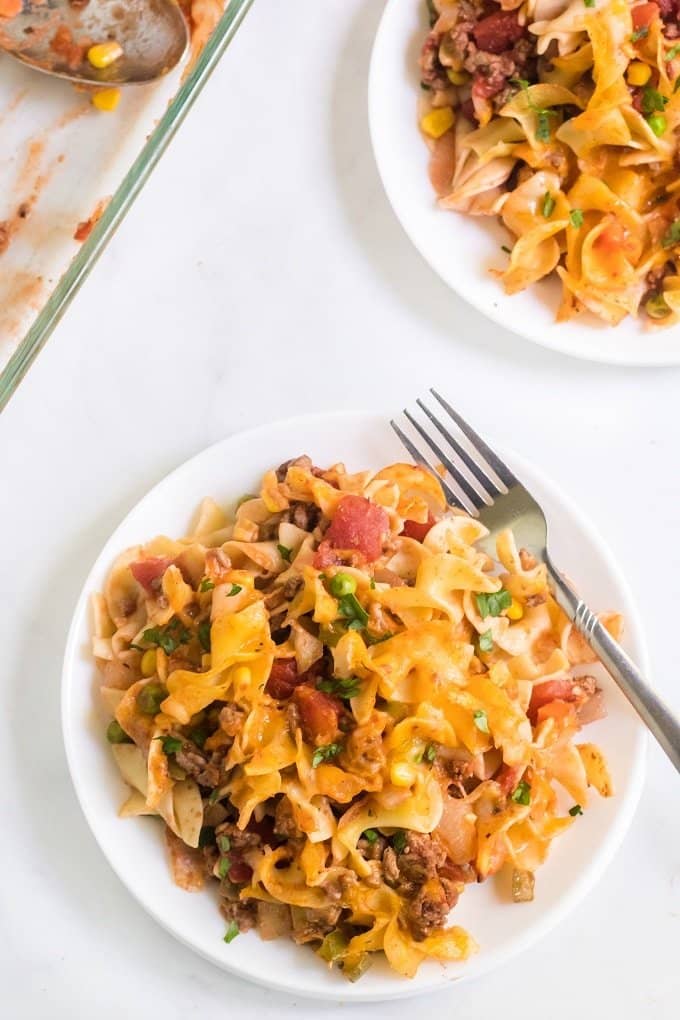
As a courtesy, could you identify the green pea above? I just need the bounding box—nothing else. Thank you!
[136,681,167,715]
[329,572,357,598]
[106,719,131,744]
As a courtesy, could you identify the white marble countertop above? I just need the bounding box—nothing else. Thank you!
[1,1,679,1016]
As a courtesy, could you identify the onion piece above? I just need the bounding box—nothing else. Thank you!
[512,868,535,903]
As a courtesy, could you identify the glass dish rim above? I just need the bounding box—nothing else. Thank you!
[0,0,254,414]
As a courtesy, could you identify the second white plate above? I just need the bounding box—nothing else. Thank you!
[62,412,647,1000]
[368,0,680,365]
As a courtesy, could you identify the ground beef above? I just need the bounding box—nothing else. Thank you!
[281,501,322,532]
[275,455,313,482]
[420,33,450,90]
[357,834,387,861]
[258,516,283,541]
[382,832,464,940]
[214,820,261,852]
[290,905,342,944]
[219,703,245,737]
[273,797,301,839]
[339,719,386,779]
[174,739,224,788]
[220,898,258,932]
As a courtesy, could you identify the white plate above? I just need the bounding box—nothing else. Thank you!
[368,0,680,366]
[62,411,648,1001]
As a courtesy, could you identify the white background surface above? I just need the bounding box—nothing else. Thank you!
[1,1,678,1016]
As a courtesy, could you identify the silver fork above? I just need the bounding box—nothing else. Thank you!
[391,389,680,774]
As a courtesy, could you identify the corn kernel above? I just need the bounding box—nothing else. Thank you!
[420,106,455,139]
[447,68,469,86]
[505,599,524,621]
[92,87,121,112]
[88,41,123,69]
[627,61,651,86]
[390,761,417,787]
[140,649,157,677]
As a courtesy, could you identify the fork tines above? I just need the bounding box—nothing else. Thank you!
[390,389,517,518]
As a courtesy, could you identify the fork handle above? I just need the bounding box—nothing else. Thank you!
[545,555,680,773]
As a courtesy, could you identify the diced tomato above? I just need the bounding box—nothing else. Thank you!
[401,513,435,543]
[227,856,253,884]
[472,11,525,55]
[528,679,576,722]
[130,556,174,594]
[495,763,523,795]
[535,699,578,728]
[319,495,389,564]
[292,684,342,745]
[265,658,300,699]
[632,2,659,29]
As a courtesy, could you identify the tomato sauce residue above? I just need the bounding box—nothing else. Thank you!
[74,197,110,242]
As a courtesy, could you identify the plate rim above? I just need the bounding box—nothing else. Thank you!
[61,410,649,1001]
[367,0,680,367]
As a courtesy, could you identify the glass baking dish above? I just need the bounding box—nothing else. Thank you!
[0,0,253,412]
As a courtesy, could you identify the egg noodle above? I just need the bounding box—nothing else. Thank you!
[419,0,680,326]
[93,456,616,980]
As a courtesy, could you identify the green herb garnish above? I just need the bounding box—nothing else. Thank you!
[227,583,243,596]
[662,220,680,248]
[479,629,494,653]
[641,87,668,115]
[473,709,490,733]
[223,921,240,943]
[648,112,667,136]
[569,804,583,816]
[666,43,680,61]
[317,676,362,699]
[510,78,556,141]
[476,589,512,619]
[511,780,531,806]
[541,192,556,218]
[392,830,407,853]
[198,619,211,652]
[584,0,595,7]
[631,26,649,42]
[141,617,191,655]
[277,544,292,562]
[363,829,378,844]
[423,743,437,764]
[311,743,342,768]
[501,244,512,254]
[199,577,214,592]
[338,593,369,629]
[570,208,584,228]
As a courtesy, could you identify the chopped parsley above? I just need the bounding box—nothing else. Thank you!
[570,208,584,228]
[363,829,378,844]
[337,592,369,630]
[277,543,292,562]
[631,26,649,42]
[479,629,494,653]
[363,630,393,645]
[157,735,183,755]
[584,0,595,6]
[198,619,212,652]
[641,87,668,115]
[662,220,680,248]
[511,780,532,806]
[141,617,191,655]
[473,709,490,734]
[217,835,231,854]
[569,804,584,816]
[199,577,214,592]
[666,43,680,61]
[675,76,680,93]
[541,192,556,218]
[423,742,437,764]
[501,244,512,254]
[317,676,362,699]
[311,743,342,768]
[392,830,407,853]
[476,589,512,619]
[227,583,243,596]
[223,921,240,944]
[536,109,552,142]
[510,77,556,141]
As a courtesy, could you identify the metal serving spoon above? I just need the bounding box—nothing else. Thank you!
[0,0,189,85]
